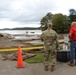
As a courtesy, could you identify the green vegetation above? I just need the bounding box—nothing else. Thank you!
[25,53,44,63]
[40,13,70,33]
[40,8,76,33]
[69,9,76,22]
[40,12,52,31]
[52,13,70,33]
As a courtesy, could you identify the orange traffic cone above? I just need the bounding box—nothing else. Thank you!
[16,46,25,68]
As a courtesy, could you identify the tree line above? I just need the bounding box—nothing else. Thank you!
[40,9,76,33]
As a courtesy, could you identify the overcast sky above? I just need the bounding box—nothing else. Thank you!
[0,0,76,29]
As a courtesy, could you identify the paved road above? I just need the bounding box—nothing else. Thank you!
[0,54,76,75]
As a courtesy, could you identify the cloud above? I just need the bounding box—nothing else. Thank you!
[0,0,75,28]
[0,19,40,29]
[0,0,57,23]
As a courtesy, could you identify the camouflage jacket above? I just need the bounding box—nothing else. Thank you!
[40,29,59,51]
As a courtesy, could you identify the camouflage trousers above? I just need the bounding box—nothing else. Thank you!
[44,50,56,67]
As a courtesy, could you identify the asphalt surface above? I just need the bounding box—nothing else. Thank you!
[0,54,76,75]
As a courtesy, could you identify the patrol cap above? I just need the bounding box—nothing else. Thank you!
[47,22,53,26]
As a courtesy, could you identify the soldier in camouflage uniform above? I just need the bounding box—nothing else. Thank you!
[40,22,59,71]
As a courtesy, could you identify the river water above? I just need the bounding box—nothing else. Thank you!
[0,30,42,35]
[0,30,42,39]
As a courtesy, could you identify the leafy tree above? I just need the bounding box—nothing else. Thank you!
[40,12,70,33]
[40,16,48,31]
[40,12,53,31]
[52,13,69,33]
[45,12,53,22]
[69,9,76,22]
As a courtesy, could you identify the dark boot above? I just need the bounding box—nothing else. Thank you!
[75,59,76,65]
[68,62,74,66]
[51,65,55,72]
[44,66,48,71]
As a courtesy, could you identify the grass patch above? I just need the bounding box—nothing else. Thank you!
[25,53,44,63]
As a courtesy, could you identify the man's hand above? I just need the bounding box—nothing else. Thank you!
[56,47,60,51]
